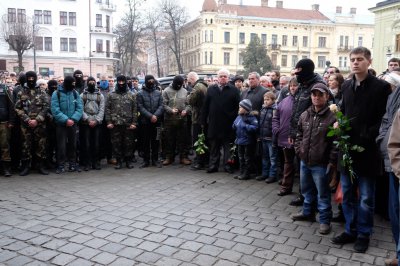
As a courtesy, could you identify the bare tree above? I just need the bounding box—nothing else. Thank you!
[115,0,145,76]
[146,11,162,77]
[159,0,188,74]
[1,14,34,72]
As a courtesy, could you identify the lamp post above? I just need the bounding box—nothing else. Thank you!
[32,19,37,72]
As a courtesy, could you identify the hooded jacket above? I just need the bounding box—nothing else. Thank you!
[233,112,259,145]
[272,93,295,148]
[51,86,83,125]
[259,103,277,141]
[80,88,105,125]
[137,84,163,125]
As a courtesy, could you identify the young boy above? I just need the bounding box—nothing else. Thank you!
[258,92,278,183]
[291,83,337,235]
[232,99,259,180]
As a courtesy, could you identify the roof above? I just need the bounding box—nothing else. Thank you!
[202,0,218,12]
[217,4,331,22]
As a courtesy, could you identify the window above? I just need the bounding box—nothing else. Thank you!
[281,55,287,67]
[34,10,42,24]
[96,39,103,52]
[205,30,208,42]
[69,12,76,26]
[239,53,244,65]
[224,52,230,65]
[292,35,298,47]
[17,9,26,23]
[340,35,344,47]
[396,34,400,52]
[204,51,207,64]
[318,37,326,48]
[291,55,298,67]
[271,53,277,67]
[261,34,267,46]
[39,67,49,77]
[250,33,257,42]
[63,68,74,77]
[96,14,102,27]
[96,0,102,3]
[106,40,110,57]
[318,56,326,68]
[60,38,68,51]
[343,57,347,67]
[8,8,16,23]
[210,30,213,42]
[69,38,77,52]
[239,32,245,44]
[303,36,308,47]
[210,51,213,64]
[358,36,363,47]
[43,11,51,24]
[106,15,110,32]
[44,37,52,51]
[302,55,308,59]
[34,37,43,50]
[224,32,230,43]
[272,34,277,45]
[345,36,349,47]
[60,11,67,25]
[282,35,287,46]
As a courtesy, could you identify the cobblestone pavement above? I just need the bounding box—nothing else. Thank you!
[0,163,395,266]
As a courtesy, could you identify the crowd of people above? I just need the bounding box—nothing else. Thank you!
[1,46,400,263]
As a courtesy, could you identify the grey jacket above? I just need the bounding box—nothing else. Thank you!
[80,90,105,124]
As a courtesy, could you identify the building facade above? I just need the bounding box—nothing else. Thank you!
[0,0,118,78]
[148,0,374,76]
[370,0,400,73]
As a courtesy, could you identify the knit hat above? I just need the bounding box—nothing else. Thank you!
[25,71,38,88]
[172,75,184,90]
[47,79,58,88]
[233,75,244,83]
[36,79,47,86]
[145,75,155,84]
[116,75,126,83]
[63,76,75,91]
[86,76,96,83]
[310,82,329,94]
[239,99,252,112]
[295,59,315,83]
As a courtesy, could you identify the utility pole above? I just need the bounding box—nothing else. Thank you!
[33,20,37,72]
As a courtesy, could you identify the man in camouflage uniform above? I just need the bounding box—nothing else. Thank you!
[105,75,137,169]
[0,81,16,176]
[14,71,50,176]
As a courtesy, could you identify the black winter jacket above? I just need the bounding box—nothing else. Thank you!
[259,103,277,141]
[137,85,163,125]
[241,85,268,112]
[0,84,16,124]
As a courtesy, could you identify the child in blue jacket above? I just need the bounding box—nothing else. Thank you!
[232,99,259,180]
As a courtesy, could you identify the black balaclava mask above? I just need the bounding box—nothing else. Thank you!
[17,73,26,86]
[47,79,58,96]
[126,76,132,89]
[295,59,315,84]
[172,75,184,90]
[116,75,127,92]
[144,75,155,89]
[272,79,279,87]
[63,76,76,91]
[86,77,96,93]
[25,71,37,89]
[73,70,83,87]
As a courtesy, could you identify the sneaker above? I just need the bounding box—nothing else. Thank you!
[56,166,65,174]
[353,237,369,253]
[319,224,331,235]
[384,258,398,266]
[291,212,316,222]
[330,232,356,245]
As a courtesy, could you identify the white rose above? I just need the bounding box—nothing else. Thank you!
[329,104,338,113]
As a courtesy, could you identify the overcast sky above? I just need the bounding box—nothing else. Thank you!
[117,0,382,21]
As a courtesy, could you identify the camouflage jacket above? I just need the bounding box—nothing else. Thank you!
[187,80,208,124]
[105,89,137,126]
[15,85,50,126]
[162,86,191,121]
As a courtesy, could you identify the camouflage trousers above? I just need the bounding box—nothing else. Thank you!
[110,125,135,159]
[0,123,11,162]
[21,125,46,160]
[163,118,189,160]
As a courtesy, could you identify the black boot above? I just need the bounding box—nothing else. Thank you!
[38,160,49,175]
[19,160,30,176]
[115,159,123,169]
[126,157,134,169]
[3,161,11,177]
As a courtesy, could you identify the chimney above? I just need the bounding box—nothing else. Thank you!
[276,1,283,8]
[311,4,319,11]
[261,0,268,7]
[350,7,356,14]
[336,6,342,14]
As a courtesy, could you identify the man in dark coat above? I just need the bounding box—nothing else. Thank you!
[202,69,240,173]
[330,47,391,253]
[241,72,268,112]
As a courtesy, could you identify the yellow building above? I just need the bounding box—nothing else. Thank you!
[150,0,374,76]
[370,0,400,73]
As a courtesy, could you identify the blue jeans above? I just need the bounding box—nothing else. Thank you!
[299,161,332,225]
[262,140,277,178]
[341,172,376,238]
[389,172,399,257]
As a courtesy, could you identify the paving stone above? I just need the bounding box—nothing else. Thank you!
[100,242,125,253]
[293,248,316,260]
[4,255,32,266]
[121,237,143,247]
[179,231,200,241]
[192,254,218,265]
[51,253,76,265]
[154,257,182,266]
[198,244,223,256]
[232,243,257,255]
[14,231,39,241]
[295,259,322,266]
[74,247,101,260]
[154,245,178,256]
[18,246,44,256]
[173,249,198,262]
[117,247,144,259]
[137,240,160,251]
[214,259,239,266]
[315,254,338,265]
[233,234,254,244]
[84,238,109,249]
[351,252,375,264]
[0,250,18,262]
[135,251,162,264]
[214,238,236,249]
[218,249,243,261]
[180,240,204,252]
[272,243,295,255]
[58,242,85,254]
[163,236,185,247]
[68,258,93,266]
[274,253,298,265]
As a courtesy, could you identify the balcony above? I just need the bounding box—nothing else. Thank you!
[337,45,353,52]
[99,3,117,12]
[268,44,281,51]
[91,51,120,60]
[90,26,115,35]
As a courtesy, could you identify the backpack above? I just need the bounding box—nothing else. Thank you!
[82,91,101,105]
[57,89,78,103]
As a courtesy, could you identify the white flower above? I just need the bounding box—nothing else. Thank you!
[329,104,338,113]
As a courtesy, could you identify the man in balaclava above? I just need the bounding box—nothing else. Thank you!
[79,76,105,171]
[161,75,191,166]
[73,70,85,94]
[288,58,324,207]
[45,79,58,168]
[51,76,83,174]
[126,76,133,92]
[14,71,50,176]
[105,75,137,169]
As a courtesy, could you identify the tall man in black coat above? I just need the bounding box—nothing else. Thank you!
[330,47,391,253]
[202,69,240,173]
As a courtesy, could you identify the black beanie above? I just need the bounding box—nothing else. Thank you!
[63,76,75,91]
[87,76,96,83]
[73,69,83,76]
[117,75,126,83]
[172,75,184,90]
[25,71,37,88]
[18,74,26,85]
[47,79,58,88]
[295,59,315,83]
[145,75,155,84]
